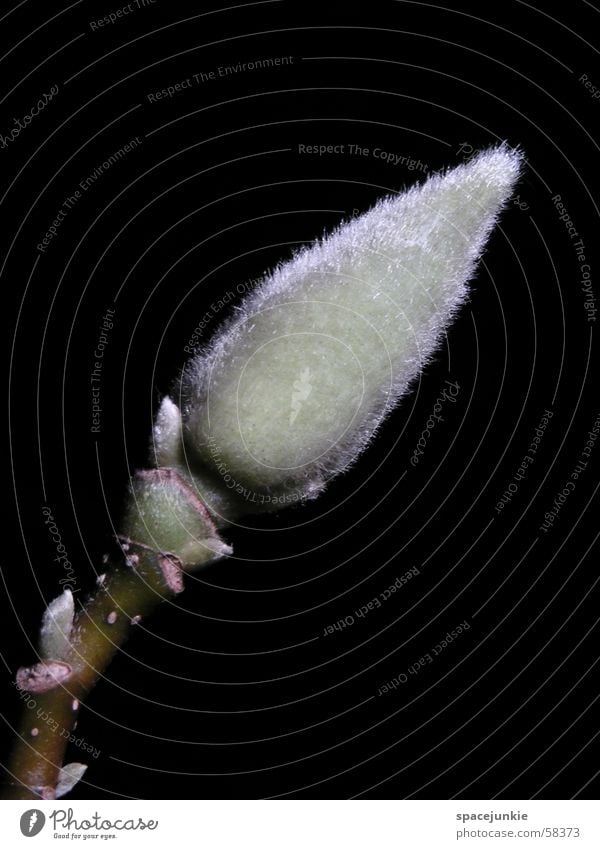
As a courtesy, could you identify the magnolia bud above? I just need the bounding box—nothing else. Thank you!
[160,146,521,522]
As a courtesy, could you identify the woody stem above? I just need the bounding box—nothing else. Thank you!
[1,466,229,800]
[1,543,180,800]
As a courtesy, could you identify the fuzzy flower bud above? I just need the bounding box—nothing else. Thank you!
[158,146,522,522]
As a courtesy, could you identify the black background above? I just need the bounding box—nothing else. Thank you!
[1,0,600,799]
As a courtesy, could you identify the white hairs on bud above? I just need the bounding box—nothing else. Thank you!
[174,145,522,516]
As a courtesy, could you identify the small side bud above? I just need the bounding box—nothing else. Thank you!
[39,590,74,661]
[122,468,233,571]
[151,396,184,467]
[55,763,87,799]
[16,660,72,693]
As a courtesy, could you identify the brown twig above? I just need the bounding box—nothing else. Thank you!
[2,543,181,800]
[1,467,229,800]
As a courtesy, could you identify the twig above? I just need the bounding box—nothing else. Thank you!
[2,468,229,800]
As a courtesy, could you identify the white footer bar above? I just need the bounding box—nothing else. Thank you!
[1,799,598,847]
